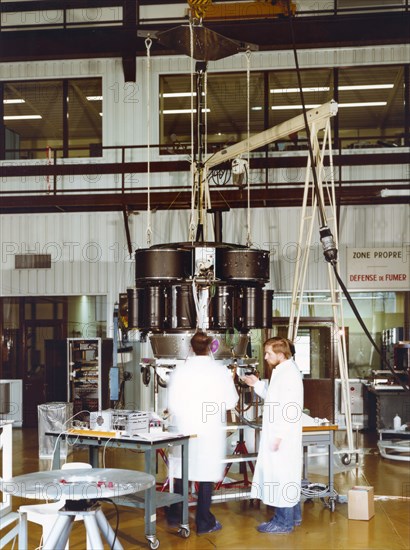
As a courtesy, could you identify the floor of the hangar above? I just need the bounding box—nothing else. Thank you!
[1,428,409,550]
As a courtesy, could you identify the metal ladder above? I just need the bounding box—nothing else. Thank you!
[287,117,356,461]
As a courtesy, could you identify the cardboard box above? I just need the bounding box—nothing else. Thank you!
[348,486,375,520]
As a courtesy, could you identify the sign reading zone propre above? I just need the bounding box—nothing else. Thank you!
[346,247,409,290]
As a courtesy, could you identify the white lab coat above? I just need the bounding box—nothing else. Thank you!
[250,359,303,507]
[167,355,238,482]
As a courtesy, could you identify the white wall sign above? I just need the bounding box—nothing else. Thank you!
[346,247,409,290]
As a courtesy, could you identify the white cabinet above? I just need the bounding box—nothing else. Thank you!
[0,380,23,427]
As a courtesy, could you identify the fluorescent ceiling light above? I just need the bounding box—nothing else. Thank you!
[163,108,210,114]
[4,115,42,120]
[163,92,197,98]
[339,102,387,107]
[380,189,409,198]
[4,99,25,104]
[339,84,394,91]
[271,87,329,93]
[162,92,207,98]
[270,84,393,93]
[251,106,263,111]
[86,96,103,101]
[271,101,387,110]
[271,104,320,110]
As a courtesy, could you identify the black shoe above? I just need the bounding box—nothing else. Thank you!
[197,520,222,535]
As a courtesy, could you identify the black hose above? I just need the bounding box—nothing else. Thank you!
[332,264,409,392]
[284,0,409,393]
[102,498,120,550]
[285,0,327,228]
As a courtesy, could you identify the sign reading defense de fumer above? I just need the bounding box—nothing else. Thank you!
[346,247,410,290]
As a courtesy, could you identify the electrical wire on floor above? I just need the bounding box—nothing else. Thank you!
[100,498,120,550]
[301,482,337,499]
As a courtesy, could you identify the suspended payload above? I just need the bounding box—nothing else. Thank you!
[127,242,273,358]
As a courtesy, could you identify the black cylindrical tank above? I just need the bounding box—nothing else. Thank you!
[242,286,262,329]
[215,248,270,282]
[210,284,234,329]
[163,285,173,329]
[135,248,192,281]
[127,287,144,329]
[261,289,274,328]
[142,285,165,331]
[175,284,196,329]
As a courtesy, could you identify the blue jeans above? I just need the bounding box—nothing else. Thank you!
[275,503,301,530]
[293,501,302,525]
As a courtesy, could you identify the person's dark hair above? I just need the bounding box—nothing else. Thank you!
[264,336,293,360]
[191,330,212,356]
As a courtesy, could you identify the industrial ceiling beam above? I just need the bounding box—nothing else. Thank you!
[0,12,408,63]
[0,185,408,215]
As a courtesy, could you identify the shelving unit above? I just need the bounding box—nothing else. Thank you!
[67,338,111,416]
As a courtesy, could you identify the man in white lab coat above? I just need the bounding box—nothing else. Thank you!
[167,330,238,534]
[242,337,303,533]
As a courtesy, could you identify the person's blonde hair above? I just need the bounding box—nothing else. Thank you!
[264,337,293,360]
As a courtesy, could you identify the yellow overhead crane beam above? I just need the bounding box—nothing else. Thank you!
[187,0,296,21]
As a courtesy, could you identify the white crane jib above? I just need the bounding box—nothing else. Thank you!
[204,100,338,169]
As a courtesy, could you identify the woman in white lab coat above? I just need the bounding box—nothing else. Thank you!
[243,337,303,533]
[167,330,238,534]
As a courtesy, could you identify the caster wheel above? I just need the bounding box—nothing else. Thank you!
[330,499,336,512]
[342,454,351,465]
[178,527,190,538]
[149,539,160,550]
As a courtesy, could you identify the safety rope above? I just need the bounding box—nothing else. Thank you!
[189,21,197,242]
[145,37,152,246]
[245,48,252,247]
[203,69,209,241]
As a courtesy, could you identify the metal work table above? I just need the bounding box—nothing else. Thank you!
[0,468,155,550]
[220,421,339,510]
[48,430,191,545]
[302,425,338,511]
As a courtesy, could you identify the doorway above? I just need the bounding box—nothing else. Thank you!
[1,296,107,427]
[266,318,340,421]
[23,321,63,427]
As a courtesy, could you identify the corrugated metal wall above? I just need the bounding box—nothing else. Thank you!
[1,204,408,301]
[0,47,409,327]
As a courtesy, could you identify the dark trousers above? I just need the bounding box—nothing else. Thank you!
[166,479,216,532]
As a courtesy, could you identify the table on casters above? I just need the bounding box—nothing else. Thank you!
[0,468,155,550]
[48,430,191,548]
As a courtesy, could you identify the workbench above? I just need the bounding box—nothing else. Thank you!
[48,430,191,548]
[219,421,339,510]
[301,425,338,511]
